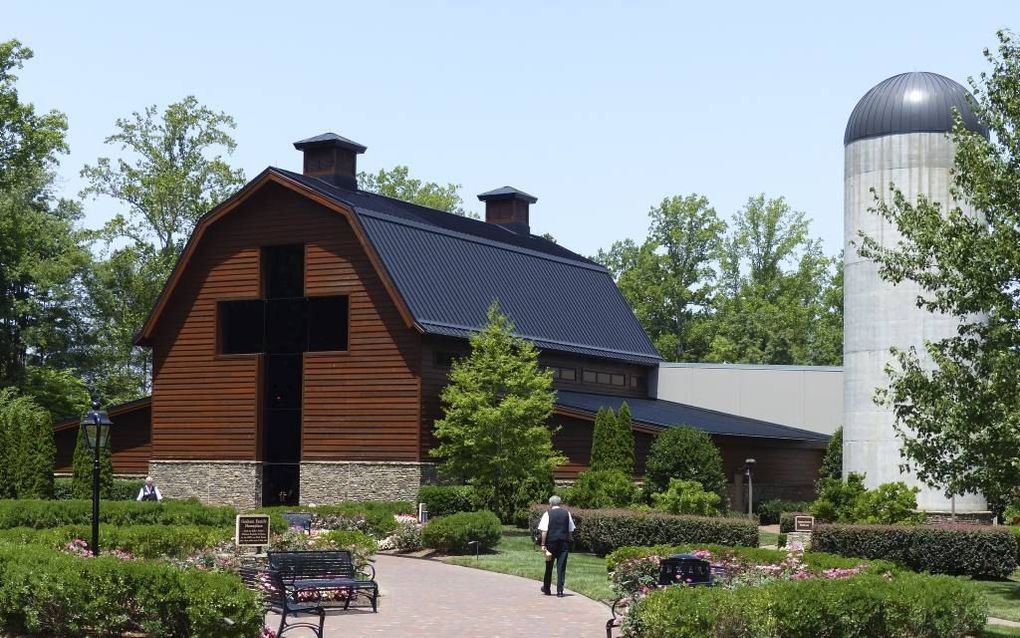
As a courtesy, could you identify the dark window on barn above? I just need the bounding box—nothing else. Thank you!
[597,372,611,385]
[611,373,626,386]
[263,245,304,299]
[266,298,308,353]
[307,296,349,351]
[264,409,301,463]
[630,375,645,390]
[219,300,265,354]
[560,367,577,381]
[265,354,302,410]
[583,369,597,384]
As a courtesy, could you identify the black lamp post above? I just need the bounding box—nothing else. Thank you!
[744,458,756,516]
[82,400,113,557]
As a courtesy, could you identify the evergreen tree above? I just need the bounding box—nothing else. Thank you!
[820,426,843,479]
[431,301,564,522]
[589,407,618,472]
[15,394,54,498]
[643,426,727,501]
[0,389,18,498]
[615,402,635,477]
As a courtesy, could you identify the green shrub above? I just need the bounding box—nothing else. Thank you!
[421,510,502,554]
[642,427,726,502]
[256,501,414,538]
[54,477,145,501]
[629,571,985,638]
[564,470,638,509]
[528,506,758,557]
[0,542,262,637]
[0,524,231,558]
[852,482,924,524]
[819,425,842,478]
[0,391,56,499]
[313,530,378,569]
[1003,500,1020,525]
[1009,527,1020,565]
[0,499,237,529]
[605,542,893,572]
[812,523,1018,578]
[811,472,866,522]
[71,425,114,499]
[651,479,721,516]
[756,499,810,526]
[417,485,475,517]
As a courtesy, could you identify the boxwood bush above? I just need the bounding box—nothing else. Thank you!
[528,506,758,557]
[417,485,475,517]
[53,478,144,501]
[605,543,895,573]
[0,524,231,558]
[421,510,502,554]
[0,499,237,529]
[0,542,262,637]
[628,571,985,638]
[811,523,1018,578]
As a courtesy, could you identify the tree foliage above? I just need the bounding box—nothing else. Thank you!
[359,165,475,217]
[820,426,843,479]
[643,426,726,502]
[651,478,722,516]
[564,469,638,509]
[0,388,55,498]
[72,421,113,500]
[615,402,635,477]
[856,31,1020,511]
[431,301,564,521]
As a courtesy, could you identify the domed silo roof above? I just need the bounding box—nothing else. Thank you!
[844,72,987,145]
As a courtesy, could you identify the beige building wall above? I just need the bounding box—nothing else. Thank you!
[656,363,843,435]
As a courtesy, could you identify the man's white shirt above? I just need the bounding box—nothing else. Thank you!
[537,506,576,532]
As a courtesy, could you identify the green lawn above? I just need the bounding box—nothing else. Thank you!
[979,625,1020,637]
[969,573,1020,623]
[446,528,612,602]
[759,530,780,547]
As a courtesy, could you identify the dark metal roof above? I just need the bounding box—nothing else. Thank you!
[555,391,829,442]
[274,168,662,365]
[293,132,367,153]
[844,72,987,145]
[477,186,538,203]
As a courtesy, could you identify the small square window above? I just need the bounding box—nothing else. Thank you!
[611,373,626,386]
[596,372,611,385]
[583,370,597,383]
[219,300,264,354]
[560,367,576,381]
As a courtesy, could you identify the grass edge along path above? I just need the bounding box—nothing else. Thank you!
[968,573,1020,624]
[445,527,612,602]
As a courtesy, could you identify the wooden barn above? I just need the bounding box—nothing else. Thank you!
[55,133,827,508]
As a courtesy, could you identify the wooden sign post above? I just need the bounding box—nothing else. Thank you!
[235,514,271,552]
[793,515,815,533]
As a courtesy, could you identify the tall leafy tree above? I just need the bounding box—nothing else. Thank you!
[708,195,842,365]
[0,40,90,393]
[80,97,246,395]
[857,31,1020,511]
[431,301,564,521]
[589,407,618,472]
[595,195,725,360]
[359,165,476,217]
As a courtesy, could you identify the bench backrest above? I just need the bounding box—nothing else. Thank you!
[268,550,358,579]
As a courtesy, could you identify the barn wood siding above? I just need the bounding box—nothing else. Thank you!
[150,182,420,462]
[54,404,152,475]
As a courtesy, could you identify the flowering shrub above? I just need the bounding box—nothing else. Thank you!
[378,514,424,552]
[62,537,135,561]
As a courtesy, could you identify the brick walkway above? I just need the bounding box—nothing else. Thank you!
[266,553,610,637]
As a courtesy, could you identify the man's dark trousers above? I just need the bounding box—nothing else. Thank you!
[542,539,569,594]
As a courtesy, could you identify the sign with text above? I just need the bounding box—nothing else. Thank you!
[794,515,815,533]
[235,514,271,547]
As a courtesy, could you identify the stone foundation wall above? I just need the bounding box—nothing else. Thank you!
[148,460,262,510]
[923,511,995,525]
[300,461,437,504]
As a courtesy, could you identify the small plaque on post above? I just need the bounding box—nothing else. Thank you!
[235,514,271,547]
[794,515,815,533]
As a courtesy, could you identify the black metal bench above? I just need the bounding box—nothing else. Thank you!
[240,564,326,638]
[268,549,379,613]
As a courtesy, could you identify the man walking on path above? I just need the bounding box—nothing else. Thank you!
[537,495,575,597]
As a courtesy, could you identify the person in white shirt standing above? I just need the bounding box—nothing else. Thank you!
[537,495,575,597]
[136,476,162,502]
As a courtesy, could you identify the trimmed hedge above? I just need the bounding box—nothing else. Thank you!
[812,523,1018,578]
[629,571,985,638]
[421,510,502,554]
[528,506,758,557]
[257,501,414,538]
[54,477,144,501]
[0,499,237,529]
[605,543,895,573]
[417,485,475,517]
[0,524,231,558]
[0,542,262,637]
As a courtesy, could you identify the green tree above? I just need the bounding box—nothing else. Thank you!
[856,31,1020,511]
[615,402,635,477]
[811,472,866,522]
[589,407,619,472]
[71,421,113,499]
[431,301,564,521]
[80,96,246,395]
[820,426,843,479]
[595,195,725,360]
[359,165,475,217]
[708,195,842,365]
[564,469,638,508]
[643,426,726,502]
[0,40,91,391]
[0,388,56,498]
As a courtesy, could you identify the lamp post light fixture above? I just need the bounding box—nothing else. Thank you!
[744,458,756,516]
[82,400,113,557]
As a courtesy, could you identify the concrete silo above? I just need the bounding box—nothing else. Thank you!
[843,72,987,513]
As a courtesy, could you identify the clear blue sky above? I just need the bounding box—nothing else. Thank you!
[8,1,1017,258]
